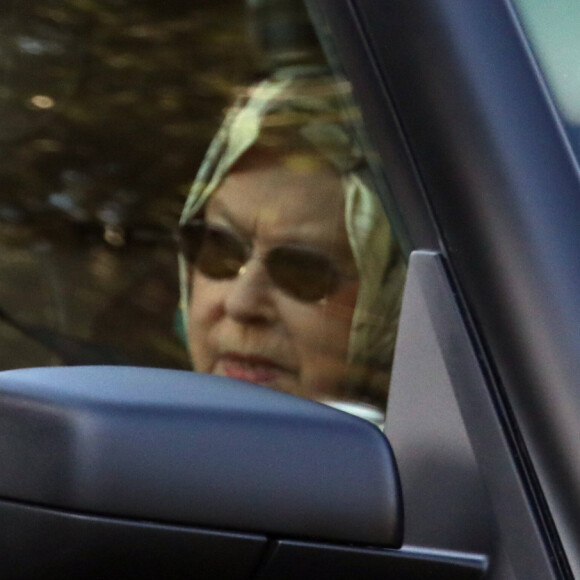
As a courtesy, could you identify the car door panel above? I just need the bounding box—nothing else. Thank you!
[310,0,580,577]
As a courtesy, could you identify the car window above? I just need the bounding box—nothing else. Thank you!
[511,0,580,161]
[0,0,406,426]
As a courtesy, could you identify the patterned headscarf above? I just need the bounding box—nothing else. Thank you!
[179,66,405,407]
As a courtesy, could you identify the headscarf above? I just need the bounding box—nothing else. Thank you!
[179,66,405,407]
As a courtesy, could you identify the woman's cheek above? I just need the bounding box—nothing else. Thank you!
[279,301,351,396]
[187,275,224,373]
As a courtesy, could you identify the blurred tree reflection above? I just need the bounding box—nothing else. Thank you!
[0,0,258,369]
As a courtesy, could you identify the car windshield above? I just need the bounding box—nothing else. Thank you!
[0,0,406,426]
[511,0,580,161]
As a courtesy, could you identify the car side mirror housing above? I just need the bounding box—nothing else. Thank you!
[0,366,404,579]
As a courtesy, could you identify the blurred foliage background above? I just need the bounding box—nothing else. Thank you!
[0,0,260,369]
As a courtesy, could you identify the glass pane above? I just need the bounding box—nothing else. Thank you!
[1,0,406,427]
[512,0,580,160]
[0,0,254,370]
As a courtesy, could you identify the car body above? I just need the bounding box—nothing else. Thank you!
[313,0,580,578]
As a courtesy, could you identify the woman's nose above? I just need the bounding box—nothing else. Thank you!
[223,258,277,323]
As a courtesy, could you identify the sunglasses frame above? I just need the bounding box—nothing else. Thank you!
[178,219,356,303]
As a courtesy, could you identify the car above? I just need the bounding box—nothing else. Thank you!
[0,0,579,578]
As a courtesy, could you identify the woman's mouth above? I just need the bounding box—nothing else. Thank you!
[217,352,290,385]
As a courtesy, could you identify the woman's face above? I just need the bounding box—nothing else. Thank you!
[187,147,359,399]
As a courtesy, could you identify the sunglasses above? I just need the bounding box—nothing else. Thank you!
[178,219,355,302]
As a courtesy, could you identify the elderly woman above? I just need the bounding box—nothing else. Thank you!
[178,68,405,414]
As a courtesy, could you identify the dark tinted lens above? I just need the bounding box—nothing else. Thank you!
[196,224,248,279]
[266,246,340,302]
[179,221,247,279]
[178,221,205,263]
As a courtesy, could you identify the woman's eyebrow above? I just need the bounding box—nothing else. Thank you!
[206,195,353,260]
[205,197,253,237]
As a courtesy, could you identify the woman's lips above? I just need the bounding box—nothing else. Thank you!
[218,352,290,385]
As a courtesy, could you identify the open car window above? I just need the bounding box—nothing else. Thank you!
[0,0,406,425]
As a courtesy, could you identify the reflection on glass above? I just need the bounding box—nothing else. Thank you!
[29,95,56,109]
[0,0,251,371]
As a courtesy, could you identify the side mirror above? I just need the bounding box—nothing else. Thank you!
[0,367,398,577]
[0,367,484,579]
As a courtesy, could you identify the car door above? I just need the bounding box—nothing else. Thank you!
[311,0,580,578]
